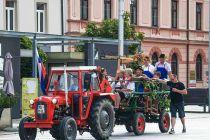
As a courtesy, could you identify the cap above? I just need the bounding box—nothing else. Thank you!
[159,54,166,58]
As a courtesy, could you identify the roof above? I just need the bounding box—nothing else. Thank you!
[51,66,97,71]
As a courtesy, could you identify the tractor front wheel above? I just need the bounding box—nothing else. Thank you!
[125,124,133,132]
[89,99,115,140]
[59,117,77,140]
[158,111,170,133]
[19,117,37,140]
[132,113,145,135]
[50,124,60,139]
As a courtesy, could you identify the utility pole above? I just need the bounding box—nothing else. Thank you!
[118,0,124,56]
[208,0,210,112]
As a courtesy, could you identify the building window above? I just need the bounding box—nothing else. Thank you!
[152,52,159,66]
[152,0,158,27]
[171,0,178,28]
[36,3,46,33]
[196,54,202,81]
[130,0,137,24]
[196,3,202,30]
[104,0,111,19]
[5,1,15,31]
[171,53,178,75]
[81,0,88,20]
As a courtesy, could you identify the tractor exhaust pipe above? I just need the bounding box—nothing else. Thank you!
[64,65,69,107]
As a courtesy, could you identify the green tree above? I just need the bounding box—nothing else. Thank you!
[76,12,144,54]
[20,36,47,78]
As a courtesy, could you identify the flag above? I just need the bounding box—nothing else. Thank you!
[36,47,47,95]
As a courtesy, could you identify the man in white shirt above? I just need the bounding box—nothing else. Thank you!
[143,56,155,78]
[155,54,172,79]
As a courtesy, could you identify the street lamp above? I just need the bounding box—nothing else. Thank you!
[118,0,124,57]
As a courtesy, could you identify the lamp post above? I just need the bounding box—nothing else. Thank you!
[118,0,124,57]
[208,1,210,112]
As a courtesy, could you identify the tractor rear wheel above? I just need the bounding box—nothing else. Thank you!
[158,111,170,133]
[89,99,115,140]
[132,113,145,135]
[59,117,77,140]
[19,117,37,140]
[125,124,133,132]
[50,124,60,139]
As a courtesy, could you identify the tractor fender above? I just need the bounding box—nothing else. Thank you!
[95,93,119,108]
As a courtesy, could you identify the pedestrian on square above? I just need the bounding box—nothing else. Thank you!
[143,56,155,78]
[159,74,187,134]
[154,54,172,79]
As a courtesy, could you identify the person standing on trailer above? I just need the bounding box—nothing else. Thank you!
[143,56,155,78]
[155,54,172,79]
[133,66,147,92]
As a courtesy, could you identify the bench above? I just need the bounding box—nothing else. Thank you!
[184,88,209,112]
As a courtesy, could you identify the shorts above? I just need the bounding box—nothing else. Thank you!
[170,102,185,118]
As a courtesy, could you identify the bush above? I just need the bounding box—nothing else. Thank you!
[0,92,18,108]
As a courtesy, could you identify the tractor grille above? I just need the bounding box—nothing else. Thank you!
[36,101,47,120]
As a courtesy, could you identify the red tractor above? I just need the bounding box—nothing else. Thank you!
[19,66,117,140]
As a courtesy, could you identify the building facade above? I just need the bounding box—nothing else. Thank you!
[0,0,65,52]
[67,0,209,88]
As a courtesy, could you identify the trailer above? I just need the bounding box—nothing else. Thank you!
[115,81,171,135]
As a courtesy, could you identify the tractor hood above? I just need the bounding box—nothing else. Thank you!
[33,96,70,105]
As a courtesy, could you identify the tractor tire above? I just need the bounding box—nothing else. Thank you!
[158,111,170,133]
[50,125,60,139]
[59,117,77,140]
[132,113,145,135]
[125,124,133,132]
[89,99,115,140]
[19,117,37,140]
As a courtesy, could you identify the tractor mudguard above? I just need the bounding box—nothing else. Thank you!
[98,93,115,101]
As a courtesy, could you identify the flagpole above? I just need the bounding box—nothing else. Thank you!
[32,34,37,78]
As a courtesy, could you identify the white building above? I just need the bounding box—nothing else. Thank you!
[0,0,67,52]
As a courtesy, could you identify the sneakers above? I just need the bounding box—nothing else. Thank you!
[182,128,186,133]
[169,129,175,134]
[169,128,186,134]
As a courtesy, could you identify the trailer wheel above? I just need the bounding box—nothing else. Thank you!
[89,99,115,140]
[59,117,77,140]
[125,124,133,132]
[19,117,37,140]
[132,113,145,135]
[50,125,60,139]
[158,111,170,133]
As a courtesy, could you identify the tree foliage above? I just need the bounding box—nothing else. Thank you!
[76,12,144,54]
[20,36,48,78]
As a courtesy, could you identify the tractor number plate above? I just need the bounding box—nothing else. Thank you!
[37,105,45,114]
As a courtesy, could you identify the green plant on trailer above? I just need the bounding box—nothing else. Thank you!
[118,80,171,112]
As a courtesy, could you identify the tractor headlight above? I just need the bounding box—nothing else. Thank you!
[52,98,58,104]
[29,99,34,105]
